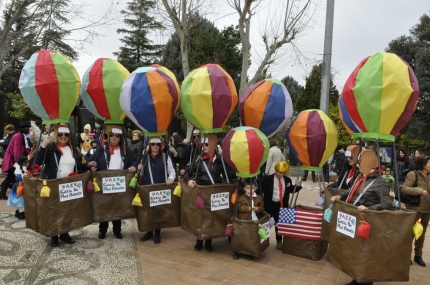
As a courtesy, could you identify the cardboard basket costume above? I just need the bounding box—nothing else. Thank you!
[326,197,415,283]
[136,183,180,232]
[280,205,327,260]
[321,187,343,241]
[23,172,92,236]
[91,170,136,222]
[230,213,270,257]
[181,182,235,240]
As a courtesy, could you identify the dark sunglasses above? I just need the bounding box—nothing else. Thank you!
[193,135,200,138]
[151,143,161,146]
[109,133,121,138]
[58,133,70,137]
[203,143,209,147]
[347,156,353,160]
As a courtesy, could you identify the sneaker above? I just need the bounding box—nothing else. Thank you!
[232,252,239,260]
[17,212,25,220]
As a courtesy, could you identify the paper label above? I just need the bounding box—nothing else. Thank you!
[336,211,356,238]
[102,176,126,194]
[59,181,83,202]
[149,189,172,207]
[210,192,229,211]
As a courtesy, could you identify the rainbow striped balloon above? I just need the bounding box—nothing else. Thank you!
[80,58,130,124]
[286,110,338,171]
[338,96,359,135]
[222,126,270,177]
[340,52,419,141]
[150,64,180,95]
[120,67,180,136]
[239,78,293,138]
[181,64,238,133]
[18,50,81,124]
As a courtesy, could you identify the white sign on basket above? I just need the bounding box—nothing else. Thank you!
[260,221,270,244]
[102,176,126,194]
[210,192,230,211]
[336,211,356,238]
[149,189,172,207]
[59,181,84,202]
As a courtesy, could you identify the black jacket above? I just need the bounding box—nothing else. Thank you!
[183,155,224,185]
[35,143,80,179]
[262,174,302,215]
[0,132,16,149]
[86,144,138,171]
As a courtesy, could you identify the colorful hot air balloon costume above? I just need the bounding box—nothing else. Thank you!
[181,63,238,133]
[19,50,81,124]
[222,126,270,178]
[287,109,338,171]
[80,58,130,124]
[239,79,293,138]
[120,66,180,136]
[340,52,419,142]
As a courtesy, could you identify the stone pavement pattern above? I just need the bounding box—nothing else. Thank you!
[0,177,429,284]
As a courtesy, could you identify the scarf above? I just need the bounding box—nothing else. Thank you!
[109,145,119,155]
[56,143,67,155]
[347,169,378,202]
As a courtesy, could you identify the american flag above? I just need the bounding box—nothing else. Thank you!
[278,207,323,240]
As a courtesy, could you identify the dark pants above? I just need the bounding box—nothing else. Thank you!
[99,220,121,233]
[302,170,315,182]
[0,167,15,195]
[323,163,329,183]
[267,200,282,241]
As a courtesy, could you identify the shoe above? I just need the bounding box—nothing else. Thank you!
[312,180,316,183]
[114,232,123,239]
[194,239,203,251]
[232,252,239,260]
[345,280,357,285]
[246,255,253,260]
[98,232,106,239]
[140,231,153,242]
[411,260,413,265]
[414,256,426,267]
[15,210,19,217]
[276,240,283,250]
[153,230,161,244]
[17,212,25,220]
[59,233,75,244]
[51,236,59,247]
[0,193,8,200]
[205,239,213,252]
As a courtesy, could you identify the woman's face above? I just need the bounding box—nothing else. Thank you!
[424,160,430,172]
[399,151,405,157]
[347,156,355,166]
[203,143,209,154]
[109,133,121,147]
[415,151,421,158]
[150,142,160,153]
[132,133,139,140]
[57,132,69,145]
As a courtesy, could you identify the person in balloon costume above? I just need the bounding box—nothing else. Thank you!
[183,135,225,252]
[36,124,79,247]
[138,137,176,244]
[262,161,302,250]
[87,125,138,240]
[401,155,430,267]
[331,148,392,285]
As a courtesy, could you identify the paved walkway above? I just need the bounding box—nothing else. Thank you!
[0,179,429,284]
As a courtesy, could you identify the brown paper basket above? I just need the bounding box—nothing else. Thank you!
[135,183,181,232]
[230,213,270,257]
[321,187,344,241]
[180,182,235,240]
[91,170,136,222]
[24,172,92,236]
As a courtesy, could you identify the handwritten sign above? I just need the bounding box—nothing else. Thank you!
[260,221,270,244]
[59,181,83,202]
[336,211,356,238]
[149,189,172,207]
[210,192,229,211]
[102,176,126,194]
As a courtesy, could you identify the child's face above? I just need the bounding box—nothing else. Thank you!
[243,184,258,195]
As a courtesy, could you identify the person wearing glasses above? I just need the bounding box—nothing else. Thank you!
[87,126,138,240]
[138,137,176,244]
[183,136,224,252]
[36,124,79,247]
[335,145,360,189]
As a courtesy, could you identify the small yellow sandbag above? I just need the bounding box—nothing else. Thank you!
[413,218,423,240]
[40,181,51,197]
[93,178,101,192]
[132,193,142,206]
[173,182,182,197]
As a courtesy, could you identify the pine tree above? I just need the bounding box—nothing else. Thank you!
[114,0,163,72]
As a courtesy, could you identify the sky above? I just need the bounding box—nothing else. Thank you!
[73,0,430,90]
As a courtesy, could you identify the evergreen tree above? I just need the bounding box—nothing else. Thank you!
[295,63,339,112]
[114,0,163,72]
[281,75,302,106]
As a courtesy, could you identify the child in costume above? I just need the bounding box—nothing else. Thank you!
[7,156,29,219]
[233,180,265,260]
